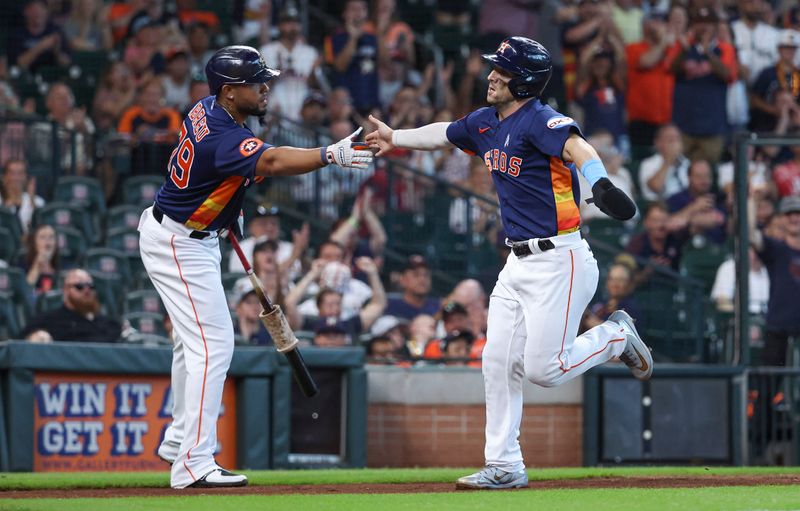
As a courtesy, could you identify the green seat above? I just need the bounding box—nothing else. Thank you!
[0,291,21,339]
[681,241,727,293]
[0,226,19,263]
[87,270,123,319]
[83,247,133,287]
[53,226,88,265]
[106,227,142,276]
[584,218,627,250]
[53,176,107,216]
[123,311,167,338]
[107,205,144,231]
[35,202,96,244]
[0,266,34,325]
[221,272,246,292]
[36,289,64,313]
[0,206,23,242]
[121,175,164,207]
[126,289,165,315]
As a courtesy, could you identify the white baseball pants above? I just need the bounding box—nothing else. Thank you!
[138,207,233,488]
[482,231,627,472]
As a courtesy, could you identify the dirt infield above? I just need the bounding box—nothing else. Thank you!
[3,474,800,499]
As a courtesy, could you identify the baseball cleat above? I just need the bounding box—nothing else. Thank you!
[610,310,653,381]
[157,441,179,465]
[455,467,529,490]
[187,468,248,488]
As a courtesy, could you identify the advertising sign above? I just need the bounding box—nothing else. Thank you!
[33,373,237,472]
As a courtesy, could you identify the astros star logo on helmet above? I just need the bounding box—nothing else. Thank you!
[498,41,512,54]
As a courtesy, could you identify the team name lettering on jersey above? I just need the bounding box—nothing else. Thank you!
[484,149,522,177]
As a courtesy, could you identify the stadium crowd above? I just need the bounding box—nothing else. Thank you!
[0,0,799,367]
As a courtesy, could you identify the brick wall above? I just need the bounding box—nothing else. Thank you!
[367,403,582,467]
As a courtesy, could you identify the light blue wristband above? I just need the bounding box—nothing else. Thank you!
[580,158,608,187]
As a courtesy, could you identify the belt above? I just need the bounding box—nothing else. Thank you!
[152,204,212,240]
[510,238,556,258]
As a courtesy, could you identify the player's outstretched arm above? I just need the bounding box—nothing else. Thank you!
[563,134,636,221]
[256,128,373,177]
[366,115,453,156]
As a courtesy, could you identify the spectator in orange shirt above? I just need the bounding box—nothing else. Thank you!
[118,78,181,145]
[625,12,676,147]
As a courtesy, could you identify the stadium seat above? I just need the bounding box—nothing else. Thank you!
[53,176,107,216]
[53,226,88,266]
[36,290,64,313]
[0,226,19,263]
[121,175,164,208]
[107,204,145,231]
[681,241,727,293]
[0,266,34,325]
[583,218,628,250]
[126,289,165,315]
[0,206,23,243]
[35,202,97,244]
[83,247,133,287]
[123,311,168,338]
[88,270,124,319]
[0,291,21,339]
[105,226,143,276]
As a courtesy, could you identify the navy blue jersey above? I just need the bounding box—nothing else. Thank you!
[155,96,271,231]
[446,99,582,241]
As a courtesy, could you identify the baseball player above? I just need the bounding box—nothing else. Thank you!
[366,36,653,490]
[138,45,371,489]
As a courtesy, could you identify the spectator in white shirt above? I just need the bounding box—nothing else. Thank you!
[161,50,191,112]
[259,3,320,121]
[730,0,779,85]
[638,124,690,201]
[711,246,770,314]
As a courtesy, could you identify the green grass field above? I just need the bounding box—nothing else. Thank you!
[2,467,800,511]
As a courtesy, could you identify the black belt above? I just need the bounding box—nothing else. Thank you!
[511,238,556,258]
[152,204,212,240]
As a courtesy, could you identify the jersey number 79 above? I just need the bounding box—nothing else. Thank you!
[169,123,195,189]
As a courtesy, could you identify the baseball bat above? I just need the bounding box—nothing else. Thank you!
[227,231,319,398]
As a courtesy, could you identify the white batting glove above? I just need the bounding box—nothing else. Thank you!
[325,127,373,169]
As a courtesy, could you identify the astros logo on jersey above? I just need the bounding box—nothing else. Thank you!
[239,137,263,157]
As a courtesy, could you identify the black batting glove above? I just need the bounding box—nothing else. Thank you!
[588,178,636,221]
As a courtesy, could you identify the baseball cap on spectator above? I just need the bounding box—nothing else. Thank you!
[370,315,404,339]
[279,2,301,22]
[441,301,467,321]
[778,30,800,48]
[779,195,800,214]
[690,6,718,24]
[233,278,258,305]
[403,254,428,272]
[129,13,161,36]
[313,316,348,335]
[166,49,189,63]
[442,329,475,349]
[302,92,327,108]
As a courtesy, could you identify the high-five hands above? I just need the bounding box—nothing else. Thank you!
[365,115,395,157]
[325,127,373,169]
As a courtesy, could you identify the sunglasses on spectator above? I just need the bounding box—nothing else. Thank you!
[70,282,96,291]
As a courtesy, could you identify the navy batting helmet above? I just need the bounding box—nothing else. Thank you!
[482,37,552,99]
[205,45,280,95]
